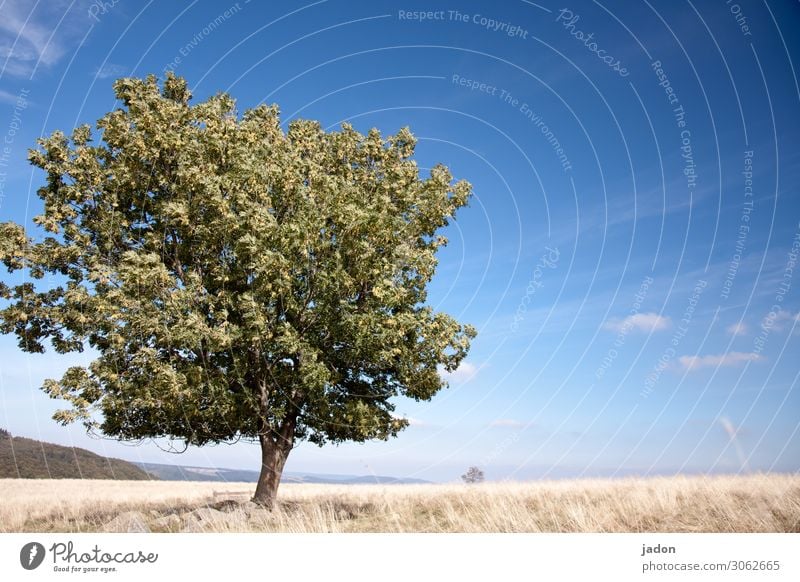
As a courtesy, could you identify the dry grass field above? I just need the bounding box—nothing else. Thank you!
[1,474,798,533]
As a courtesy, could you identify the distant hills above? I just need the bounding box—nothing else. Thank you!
[136,461,431,484]
[0,429,430,484]
[134,461,257,482]
[0,428,152,480]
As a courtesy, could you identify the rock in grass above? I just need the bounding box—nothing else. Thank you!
[152,514,182,531]
[102,511,150,533]
[212,499,241,513]
[186,507,225,522]
[179,518,206,533]
[179,506,230,532]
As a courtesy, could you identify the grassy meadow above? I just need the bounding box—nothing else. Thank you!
[1,473,798,533]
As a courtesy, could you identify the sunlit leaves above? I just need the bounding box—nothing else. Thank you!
[0,74,476,449]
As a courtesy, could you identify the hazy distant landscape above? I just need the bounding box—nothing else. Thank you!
[136,461,430,484]
[0,429,429,485]
[1,474,797,533]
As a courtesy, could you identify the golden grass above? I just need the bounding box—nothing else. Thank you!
[1,473,798,533]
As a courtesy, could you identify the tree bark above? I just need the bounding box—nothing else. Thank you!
[252,433,288,509]
[252,413,297,509]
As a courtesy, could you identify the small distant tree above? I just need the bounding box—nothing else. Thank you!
[0,74,476,508]
[0,428,10,439]
[461,466,484,483]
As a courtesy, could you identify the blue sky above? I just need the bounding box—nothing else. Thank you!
[0,0,798,482]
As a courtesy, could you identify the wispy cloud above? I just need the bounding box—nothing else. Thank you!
[0,88,27,105]
[725,322,748,337]
[719,416,750,471]
[92,62,126,79]
[0,0,92,77]
[440,361,480,383]
[765,309,800,332]
[604,312,671,334]
[677,351,762,371]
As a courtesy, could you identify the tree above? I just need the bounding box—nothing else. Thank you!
[0,74,476,507]
[461,466,484,483]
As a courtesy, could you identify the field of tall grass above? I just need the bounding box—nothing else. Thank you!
[1,474,798,533]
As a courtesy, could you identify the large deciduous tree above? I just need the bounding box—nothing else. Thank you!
[0,74,476,506]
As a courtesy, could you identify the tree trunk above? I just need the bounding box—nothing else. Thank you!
[252,433,289,509]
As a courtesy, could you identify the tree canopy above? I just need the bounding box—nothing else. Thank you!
[461,466,485,484]
[0,74,476,504]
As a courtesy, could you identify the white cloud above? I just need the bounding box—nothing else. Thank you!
[726,322,748,337]
[440,361,480,383]
[767,310,800,332]
[0,88,26,105]
[92,63,127,79]
[677,351,762,371]
[0,0,92,77]
[391,414,427,427]
[488,419,526,428]
[604,312,671,334]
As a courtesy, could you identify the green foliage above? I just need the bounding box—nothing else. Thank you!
[0,433,153,479]
[0,74,476,451]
